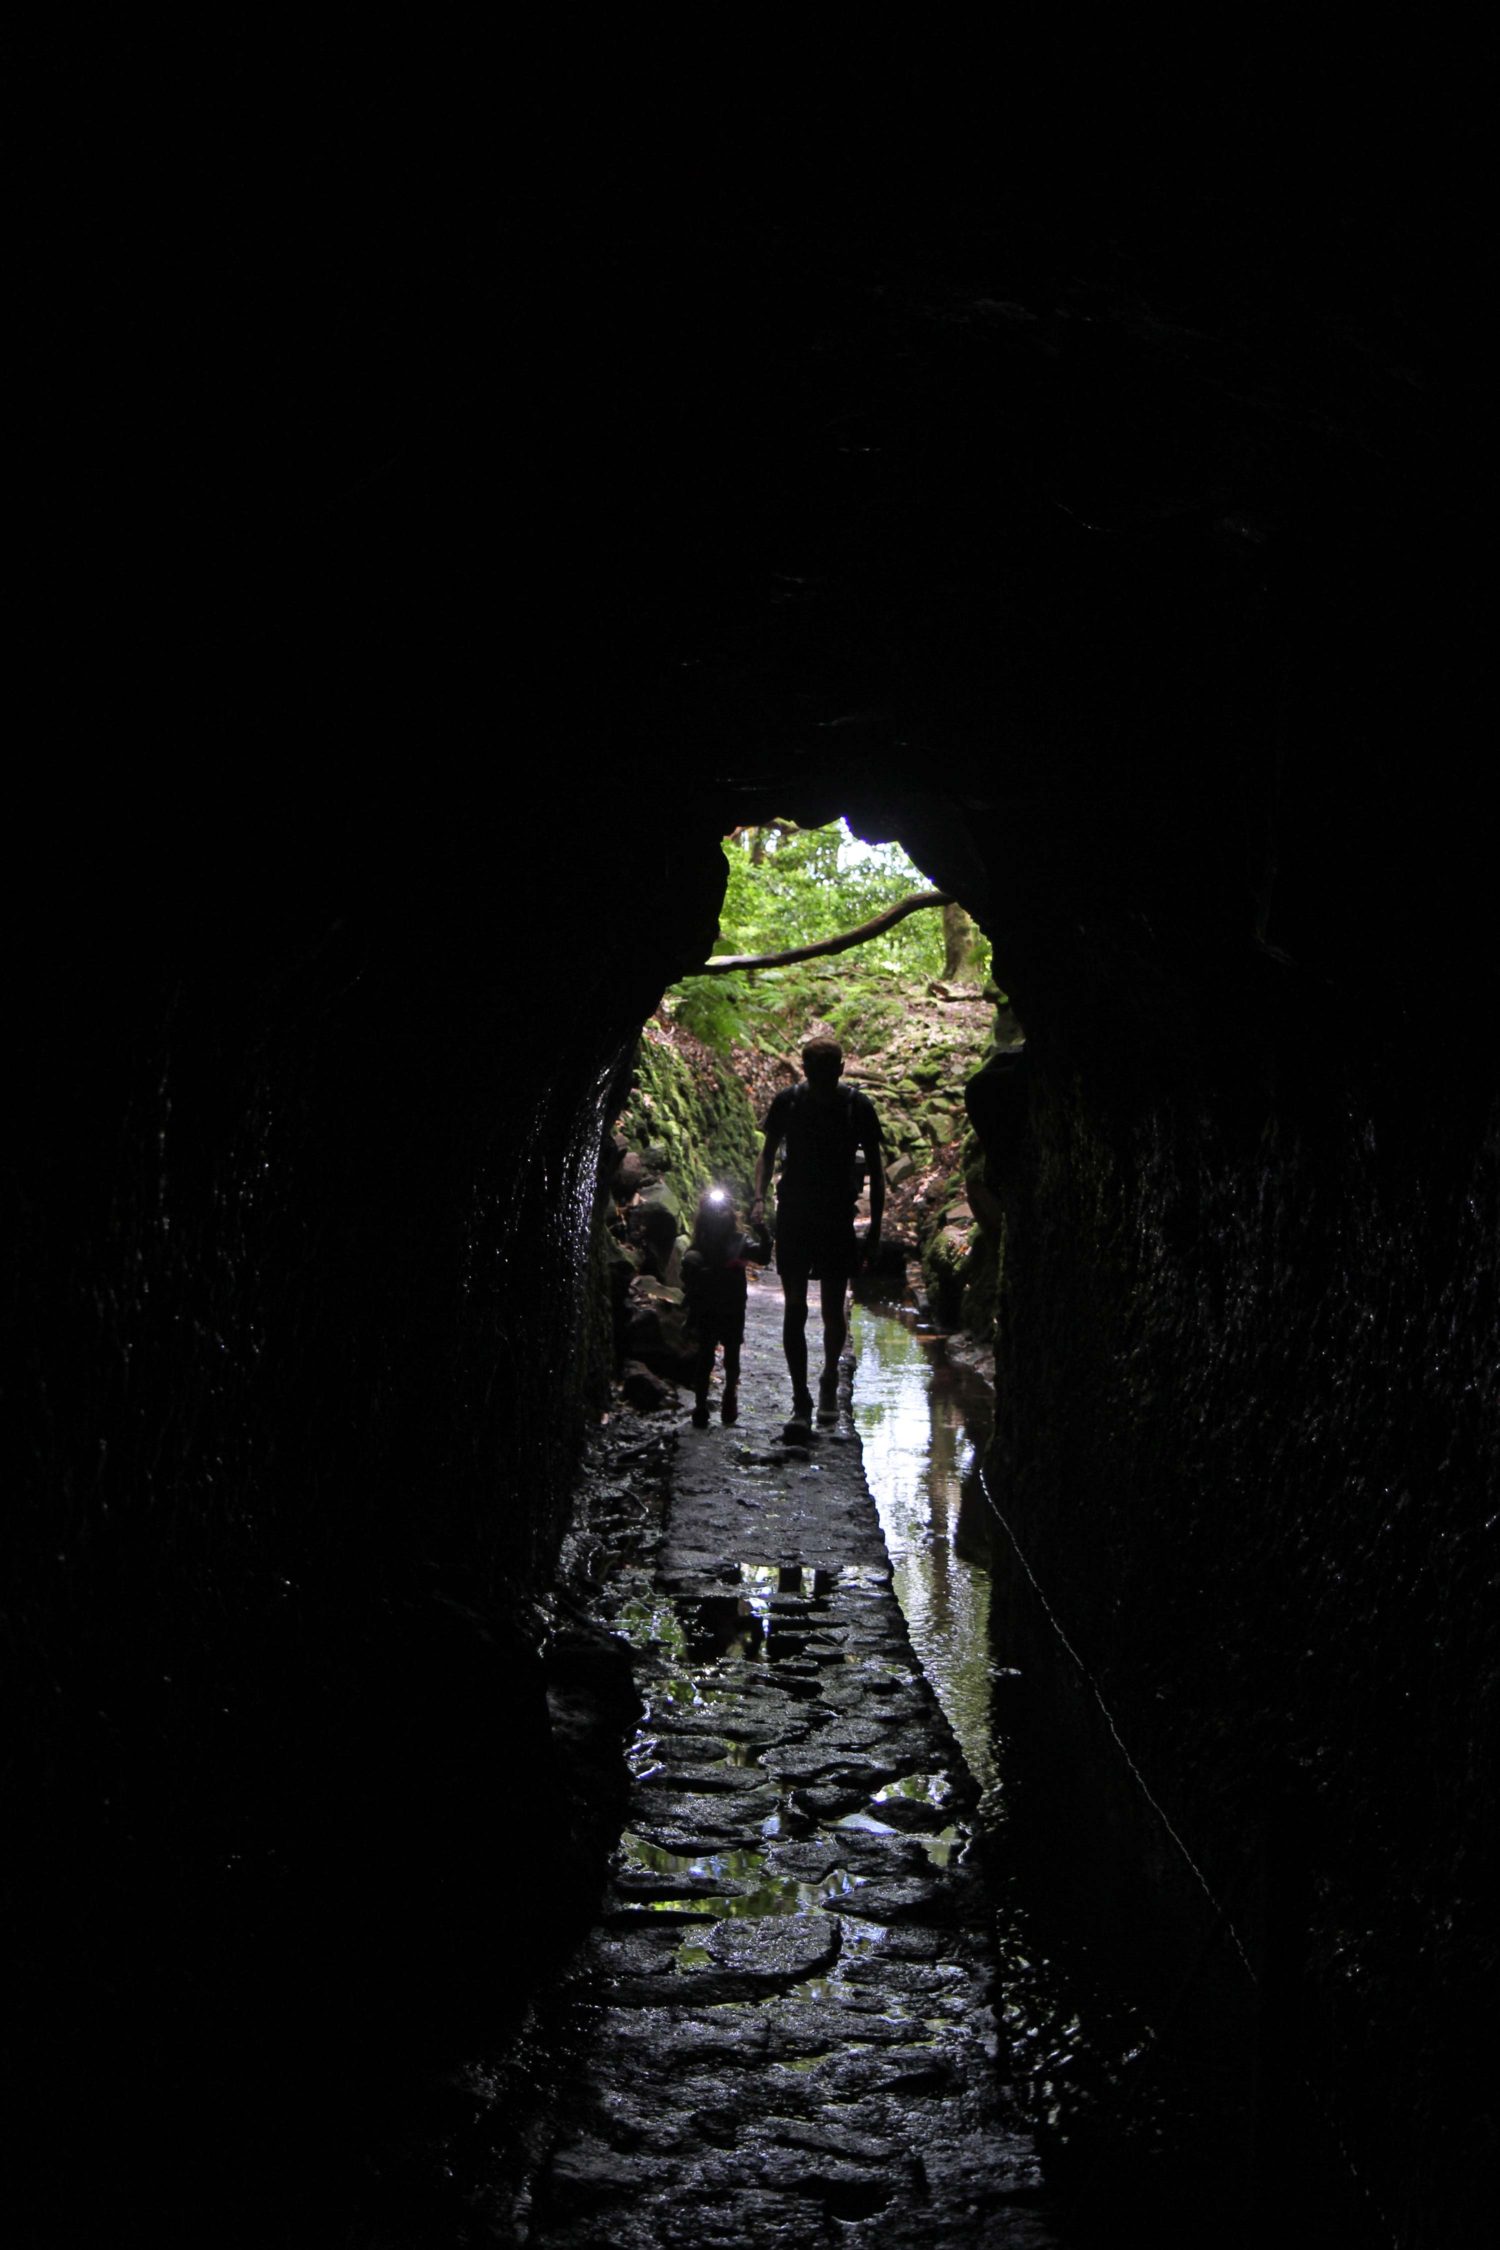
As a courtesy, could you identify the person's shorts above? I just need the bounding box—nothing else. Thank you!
[774,1206,858,1285]
[687,1279,749,1351]
[695,1302,747,1351]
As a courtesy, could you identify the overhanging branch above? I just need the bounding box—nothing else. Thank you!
[699,890,954,974]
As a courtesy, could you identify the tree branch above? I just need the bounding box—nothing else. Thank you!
[700,890,954,973]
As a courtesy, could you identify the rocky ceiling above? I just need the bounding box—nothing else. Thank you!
[21,81,1488,1061]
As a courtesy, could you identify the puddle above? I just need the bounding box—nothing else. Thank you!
[850,1301,1002,1793]
[619,1831,863,1922]
[621,1836,767,1885]
[615,1591,691,1664]
[674,1560,844,1669]
[873,1771,957,1809]
[684,1594,766,1663]
[913,1824,962,1869]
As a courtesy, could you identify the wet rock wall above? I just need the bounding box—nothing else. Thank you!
[3,818,725,2240]
[979,1021,1498,2242]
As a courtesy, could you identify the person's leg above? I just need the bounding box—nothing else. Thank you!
[818,1274,850,1371]
[775,1228,815,1421]
[691,1333,715,1427]
[721,1336,742,1423]
[779,1264,813,1414]
[782,1275,810,1401]
[817,1269,852,1412]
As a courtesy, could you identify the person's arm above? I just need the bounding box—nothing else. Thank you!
[743,1221,773,1264]
[750,1097,786,1224]
[750,1130,778,1222]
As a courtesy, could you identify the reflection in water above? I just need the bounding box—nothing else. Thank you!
[849,1301,1275,2230]
[849,1301,999,1794]
[850,1298,1163,2196]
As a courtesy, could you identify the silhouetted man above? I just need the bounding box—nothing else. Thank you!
[750,1036,884,1430]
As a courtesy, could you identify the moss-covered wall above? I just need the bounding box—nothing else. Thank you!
[619,1024,761,1217]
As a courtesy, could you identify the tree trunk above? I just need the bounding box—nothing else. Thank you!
[942,901,983,984]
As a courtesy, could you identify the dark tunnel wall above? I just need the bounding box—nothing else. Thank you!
[9,70,1495,2246]
[985,1020,1498,2241]
[5,814,730,2232]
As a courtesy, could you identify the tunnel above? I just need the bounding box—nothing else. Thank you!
[7,80,1495,2248]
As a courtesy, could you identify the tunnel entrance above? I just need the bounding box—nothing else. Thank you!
[625,810,1011,1332]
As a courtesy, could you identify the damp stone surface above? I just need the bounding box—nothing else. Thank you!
[515,1272,1057,2246]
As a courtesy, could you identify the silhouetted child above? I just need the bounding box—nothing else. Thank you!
[681,1188,772,1427]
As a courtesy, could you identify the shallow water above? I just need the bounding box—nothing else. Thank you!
[849,1299,1002,1796]
[849,1298,1174,2202]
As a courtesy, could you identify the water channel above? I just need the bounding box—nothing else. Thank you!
[848,1293,1172,2239]
[849,1298,1375,2246]
[848,1296,1004,1805]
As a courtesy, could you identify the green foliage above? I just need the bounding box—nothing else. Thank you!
[717,820,950,978]
[669,820,989,1057]
[669,971,754,1053]
[619,1033,760,1206]
[828,981,904,1051]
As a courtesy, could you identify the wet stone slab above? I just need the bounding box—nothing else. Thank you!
[703,1910,841,1980]
[629,1802,776,1846]
[514,1279,1056,2246]
[636,1762,779,1795]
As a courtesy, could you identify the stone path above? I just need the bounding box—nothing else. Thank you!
[523,1273,1056,2246]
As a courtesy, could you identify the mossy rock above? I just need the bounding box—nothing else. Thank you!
[922,1221,973,1327]
[638,1178,683,1225]
[959,1221,1002,1338]
[619,1031,759,1213]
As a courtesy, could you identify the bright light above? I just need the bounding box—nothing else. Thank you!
[836,817,884,871]
[835,816,919,880]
